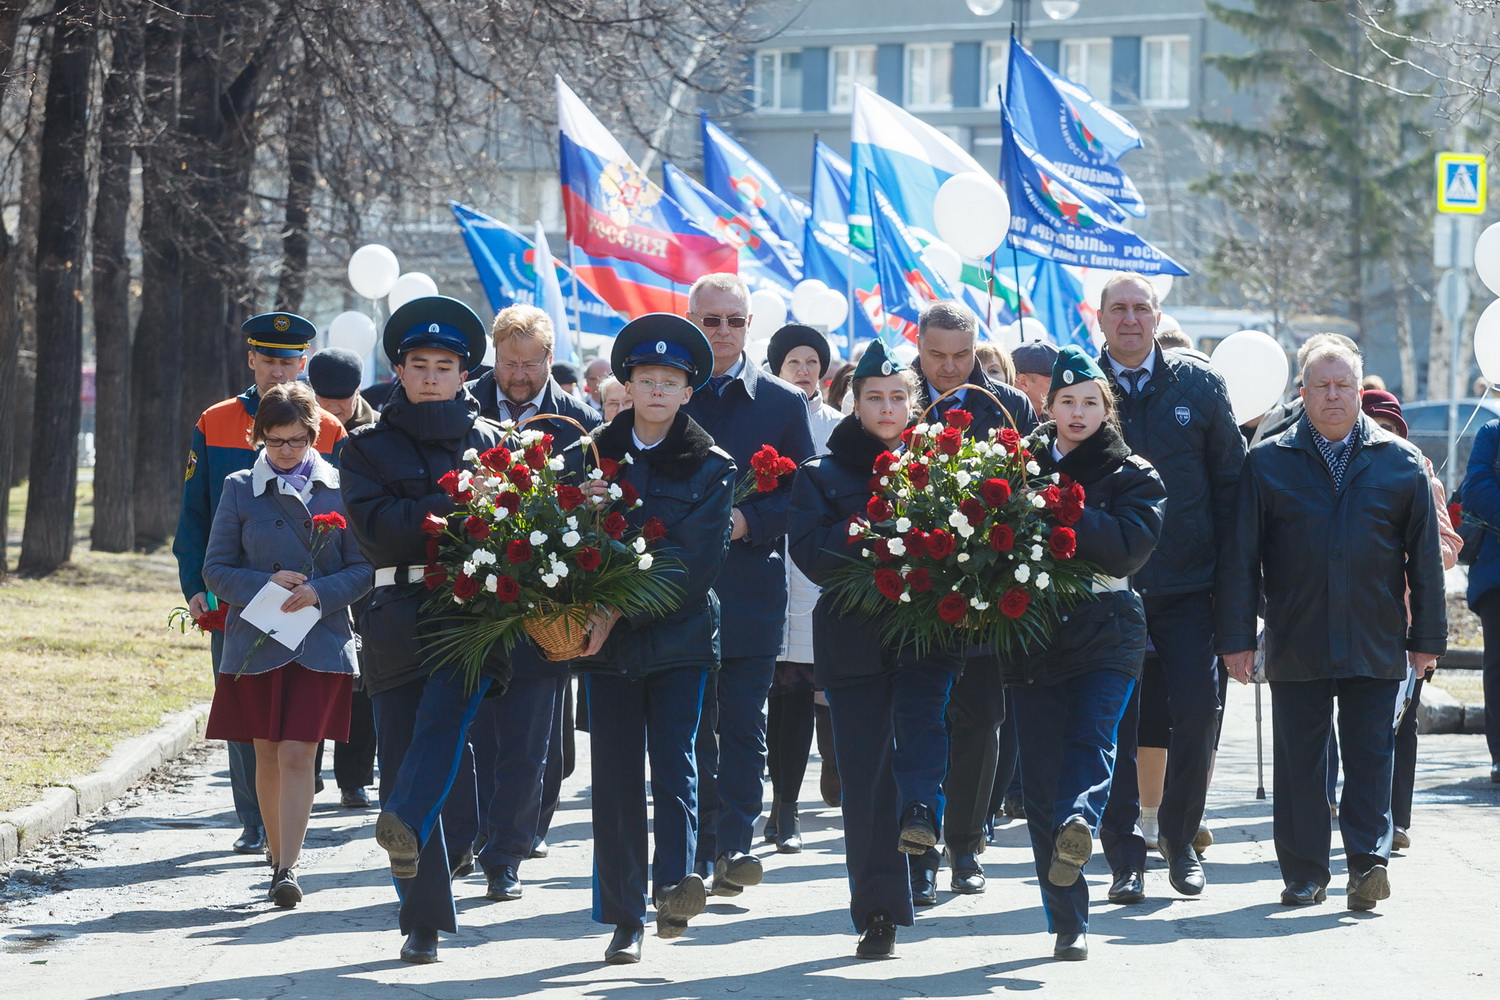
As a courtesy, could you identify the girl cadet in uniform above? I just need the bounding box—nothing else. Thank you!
[566,314,736,965]
[202,381,372,909]
[1003,346,1166,962]
[788,341,966,960]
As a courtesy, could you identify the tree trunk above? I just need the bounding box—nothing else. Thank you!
[90,6,141,553]
[0,1,32,575]
[20,0,98,574]
[10,33,46,489]
[275,89,318,314]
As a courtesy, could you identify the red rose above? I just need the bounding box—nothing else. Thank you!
[464,516,491,541]
[874,567,904,601]
[944,408,973,430]
[1449,501,1464,526]
[196,607,228,632]
[437,470,469,501]
[1049,526,1077,560]
[980,478,1011,507]
[643,516,667,542]
[1040,485,1062,510]
[423,564,448,590]
[524,445,548,470]
[1057,501,1084,526]
[906,568,932,593]
[873,451,900,476]
[936,426,963,456]
[900,427,915,447]
[555,484,586,511]
[998,427,1021,450]
[425,537,440,561]
[494,574,520,602]
[907,462,931,490]
[599,457,621,479]
[478,446,512,472]
[508,465,533,491]
[312,511,346,531]
[619,481,640,506]
[988,524,1014,552]
[453,573,479,600]
[420,512,447,536]
[495,491,521,514]
[603,512,627,539]
[959,497,987,527]
[867,496,894,522]
[999,587,1031,619]
[872,539,894,562]
[1064,480,1086,504]
[541,433,555,450]
[506,539,533,563]
[904,530,928,558]
[936,591,968,623]
[575,546,602,572]
[925,529,955,559]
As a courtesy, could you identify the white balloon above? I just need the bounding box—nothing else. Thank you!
[1147,272,1174,304]
[1474,300,1500,382]
[348,244,401,300]
[326,311,377,356]
[806,288,849,330]
[933,172,1012,260]
[1080,268,1113,311]
[748,289,787,342]
[1015,317,1049,343]
[1210,330,1290,424]
[791,279,829,323]
[1476,223,1500,296]
[920,242,964,289]
[965,0,1004,14]
[386,272,439,313]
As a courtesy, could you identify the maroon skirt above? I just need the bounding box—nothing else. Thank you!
[205,662,353,743]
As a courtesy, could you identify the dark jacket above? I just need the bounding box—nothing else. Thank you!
[912,359,1038,438]
[1215,414,1447,681]
[1462,418,1500,607]
[788,415,964,689]
[1102,343,1246,598]
[681,355,816,658]
[339,390,511,695]
[1002,421,1166,687]
[565,411,736,678]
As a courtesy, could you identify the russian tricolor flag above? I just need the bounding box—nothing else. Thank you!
[556,76,737,285]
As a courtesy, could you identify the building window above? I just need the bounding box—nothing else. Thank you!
[906,42,953,110]
[756,49,803,112]
[982,40,1007,108]
[1141,35,1190,107]
[1060,37,1112,101]
[830,45,877,111]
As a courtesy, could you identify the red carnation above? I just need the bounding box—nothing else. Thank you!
[494,574,520,602]
[420,512,448,536]
[937,591,968,624]
[907,462,931,490]
[453,573,479,600]
[867,496,894,522]
[1449,502,1464,526]
[750,445,783,475]
[936,426,964,456]
[464,516,491,541]
[873,451,900,476]
[980,478,1011,507]
[944,408,973,430]
[312,511,346,532]
[874,567,904,601]
[479,446,512,472]
[575,546,602,572]
[988,524,1014,552]
[423,564,448,590]
[1000,587,1031,619]
[508,465,533,491]
[906,568,932,593]
[495,491,521,515]
[619,481,640,506]
[643,517,667,542]
[959,497,987,527]
[1049,526,1078,560]
[506,539,533,563]
[904,530,928,558]
[998,427,1021,451]
[603,512,628,539]
[925,529,956,560]
[599,457,621,479]
[755,473,781,493]
[196,607,228,632]
[555,484,586,511]
[873,539,894,563]
[524,445,548,470]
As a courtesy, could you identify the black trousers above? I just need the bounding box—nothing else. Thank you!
[1475,590,1500,765]
[334,687,377,790]
[943,652,1007,855]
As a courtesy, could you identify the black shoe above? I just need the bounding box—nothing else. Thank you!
[1157,831,1206,896]
[897,802,938,855]
[485,865,523,901]
[856,910,897,959]
[764,800,780,844]
[529,838,549,860]
[270,867,302,909]
[449,850,475,880]
[711,851,763,897]
[339,786,370,809]
[1491,764,1500,784]
[1048,815,1092,887]
[654,873,706,938]
[604,924,643,964]
[1053,931,1088,961]
[1280,881,1327,906]
[909,850,939,906]
[232,826,266,855]
[947,848,985,894]
[1002,795,1025,819]
[776,802,802,854]
[399,927,438,964]
[1346,864,1390,912]
[1107,868,1146,905]
[375,811,421,879]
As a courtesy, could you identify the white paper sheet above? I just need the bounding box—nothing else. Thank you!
[240,580,322,651]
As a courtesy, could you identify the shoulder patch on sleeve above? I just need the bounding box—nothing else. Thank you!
[184,449,198,482]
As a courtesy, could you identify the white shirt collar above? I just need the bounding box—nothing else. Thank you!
[1106,350,1155,379]
[723,357,745,381]
[631,427,662,451]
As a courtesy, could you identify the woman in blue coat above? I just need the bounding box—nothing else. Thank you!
[566,315,736,964]
[1461,417,1500,784]
[203,382,372,908]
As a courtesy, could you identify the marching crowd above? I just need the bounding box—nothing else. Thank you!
[176,269,1460,967]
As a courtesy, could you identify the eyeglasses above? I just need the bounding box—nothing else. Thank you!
[696,315,748,329]
[497,361,546,374]
[264,436,310,450]
[632,378,686,396]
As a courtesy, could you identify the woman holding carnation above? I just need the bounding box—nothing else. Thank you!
[1002,346,1166,961]
[564,314,737,964]
[203,381,372,908]
[787,340,966,959]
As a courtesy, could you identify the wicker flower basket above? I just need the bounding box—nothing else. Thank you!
[523,601,592,661]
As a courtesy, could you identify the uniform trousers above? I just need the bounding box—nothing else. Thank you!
[1102,591,1219,873]
[825,663,956,932]
[1011,671,1135,935]
[537,674,570,842]
[943,652,1007,855]
[372,669,492,934]
[469,674,559,874]
[211,630,261,829]
[1271,677,1397,887]
[695,654,777,861]
[587,666,707,929]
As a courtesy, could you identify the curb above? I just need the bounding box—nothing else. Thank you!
[0,703,210,865]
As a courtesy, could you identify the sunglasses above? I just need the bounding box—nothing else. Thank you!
[696,314,748,329]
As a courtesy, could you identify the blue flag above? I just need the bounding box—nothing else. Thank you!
[661,161,800,294]
[802,221,880,357]
[811,141,853,241]
[701,114,809,251]
[1005,39,1145,218]
[1026,259,1093,350]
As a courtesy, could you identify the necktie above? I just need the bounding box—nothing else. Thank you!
[934,395,959,418]
[707,374,733,396]
[504,400,527,422]
[1120,368,1147,395]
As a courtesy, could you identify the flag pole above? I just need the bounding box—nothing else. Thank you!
[567,238,583,349]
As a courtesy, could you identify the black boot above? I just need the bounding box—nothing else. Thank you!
[776,801,802,854]
[814,703,841,807]
[764,798,780,844]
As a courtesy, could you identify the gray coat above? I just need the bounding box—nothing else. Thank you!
[203,454,373,677]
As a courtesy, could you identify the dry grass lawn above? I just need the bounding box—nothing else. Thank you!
[1,478,213,812]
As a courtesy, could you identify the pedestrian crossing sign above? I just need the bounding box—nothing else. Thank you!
[1437,152,1486,214]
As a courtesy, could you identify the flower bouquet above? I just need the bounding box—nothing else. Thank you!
[822,394,1098,655]
[421,419,682,684]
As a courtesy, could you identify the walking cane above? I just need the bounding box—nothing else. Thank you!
[1254,683,1266,800]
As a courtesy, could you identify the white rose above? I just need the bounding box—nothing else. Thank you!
[1036,571,1051,590]
[541,573,559,588]
[957,553,971,563]
[494,507,509,520]
[530,531,548,545]
[567,516,578,530]
[562,531,581,548]
[639,552,654,570]
[633,537,648,553]
[1031,544,1044,560]
[888,537,907,556]
[956,471,972,488]
[1014,563,1031,583]
[1027,461,1041,475]
[956,522,975,539]
[896,517,912,533]
[485,574,499,593]
[549,457,565,471]
[948,510,968,529]
[555,563,570,578]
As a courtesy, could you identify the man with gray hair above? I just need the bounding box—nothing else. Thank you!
[1217,339,1445,911]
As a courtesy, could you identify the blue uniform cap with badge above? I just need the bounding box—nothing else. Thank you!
[851,338,909,380]
[383,295,488,370]
[610,313,715,392]
[243,312,315,358]
[1049,344,1107,395]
